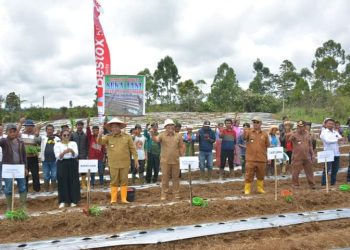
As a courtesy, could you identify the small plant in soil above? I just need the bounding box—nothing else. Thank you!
[5,209,28,221]
[83,205,102,216]
[281,190,294,203]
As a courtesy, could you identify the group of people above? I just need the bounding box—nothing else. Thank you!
[0,115,350,211]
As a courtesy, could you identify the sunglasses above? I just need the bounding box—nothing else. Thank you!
[62,134,70,137]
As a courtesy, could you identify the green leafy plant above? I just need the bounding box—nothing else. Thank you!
[5,209,28,221]
[83,205,102,216]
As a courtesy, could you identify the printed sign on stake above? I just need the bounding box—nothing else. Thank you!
[267,147,284,160]
[180,157,199,170]
[2,164,25,178]
[79,160,98,173]
[317,151,334,163]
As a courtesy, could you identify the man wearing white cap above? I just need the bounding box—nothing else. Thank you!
[152,119,184,200]
[98,117,139,204]
[243,116,270,194]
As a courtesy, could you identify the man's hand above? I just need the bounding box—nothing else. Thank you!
[25,169,29,176]
[19,117,26,124]
[34,125,41,136]
[134,160,140,170]
[87,117,90,126]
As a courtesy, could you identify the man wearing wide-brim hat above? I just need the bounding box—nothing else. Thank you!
[243,116,270,195]
[152,119,184,200]
[98,117,139,204]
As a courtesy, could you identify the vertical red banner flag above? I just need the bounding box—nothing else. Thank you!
[94,0,111,119]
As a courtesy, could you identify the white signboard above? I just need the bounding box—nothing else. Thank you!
[317,151,334,163]
[267,147,284,160]
[180,156,199,170]
[79,160,98,173]
[2,164,25,178]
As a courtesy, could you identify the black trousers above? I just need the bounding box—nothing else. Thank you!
[26,157,41,192]
[57,159,81,204]
[220,149,234,170]
[146,153,160,183]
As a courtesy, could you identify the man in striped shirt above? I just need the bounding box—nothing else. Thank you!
[219,118,236,180]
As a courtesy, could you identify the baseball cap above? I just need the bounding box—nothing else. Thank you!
[6,124,17,131]
[203,121,210,127]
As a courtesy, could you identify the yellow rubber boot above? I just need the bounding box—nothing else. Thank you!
[110,187,118,204]
[244,182,251,195]
[121,186,130,204]
[257,180,265,194]
[81,175,87,191]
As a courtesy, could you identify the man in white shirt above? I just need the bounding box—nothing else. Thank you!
[320,118,344,186]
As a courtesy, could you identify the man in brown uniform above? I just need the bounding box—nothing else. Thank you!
[244,116,270,195]
[286,120,316,189]
[152,119,184,200]
[98,117,139,204]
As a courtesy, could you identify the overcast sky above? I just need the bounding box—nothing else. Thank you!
[0,0,350,108]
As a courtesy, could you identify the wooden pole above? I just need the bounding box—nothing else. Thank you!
[189,164,192,207]
[324,158,329,193]
[11,175,15,211]
[274,156,278,201]
[87,169,91,208]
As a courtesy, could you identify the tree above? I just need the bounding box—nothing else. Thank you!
[312,40,345,92]
[207,63,242,111]
[5,92,21,112]
[153,56,180,104]
[290,68,312,106]
[138,68,156,105]
[69,100,73,109]
[177,79,205,111]
[276,60,298,113]
[248,58,271,94]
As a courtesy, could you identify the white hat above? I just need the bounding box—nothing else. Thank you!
[105,117,126,130]
[186,125,193,129]
[163,119,175,128]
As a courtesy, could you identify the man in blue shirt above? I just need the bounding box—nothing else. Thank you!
[197,121,216,181]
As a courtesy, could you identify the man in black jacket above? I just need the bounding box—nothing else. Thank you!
[71,120,88,190]
[0,124,28,211]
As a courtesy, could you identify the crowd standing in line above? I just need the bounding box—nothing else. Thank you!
[0,115,350,211]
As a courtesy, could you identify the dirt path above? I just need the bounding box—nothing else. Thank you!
[0,173,349,244]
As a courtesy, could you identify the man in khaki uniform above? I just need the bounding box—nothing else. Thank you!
[98,118,139,204]
[152,119,184,200]
[244,116,270,195]
[286,120,316,189]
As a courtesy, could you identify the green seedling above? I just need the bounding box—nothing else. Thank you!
[5,209,28,221]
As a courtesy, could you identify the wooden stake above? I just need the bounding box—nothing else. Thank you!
[324,158,329,193]
[189,164,192,207]
[11,175,15,211]
[87,169,91,208]
[274,156,278,201]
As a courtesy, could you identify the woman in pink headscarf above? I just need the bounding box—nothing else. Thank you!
[233,118,241,167]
